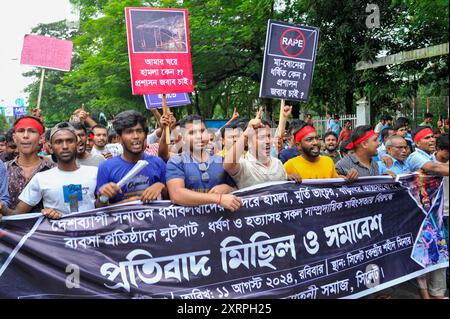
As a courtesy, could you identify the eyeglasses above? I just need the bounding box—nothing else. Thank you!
[198,162,210,183]
[391,146,409,151]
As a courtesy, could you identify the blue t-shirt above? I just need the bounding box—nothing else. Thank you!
[406,148,433,172]
[0,163,11,208]
[96,154,166,203]
[329,121,341,136]
[166,152,235,192]
[279,147,300,164]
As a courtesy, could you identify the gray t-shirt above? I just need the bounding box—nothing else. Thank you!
[77,153,106,167]
[335,153,379,177]
[230,153,287,189]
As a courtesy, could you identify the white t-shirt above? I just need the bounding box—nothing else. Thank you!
[230,153,287,189]
[19,165,98,215]
[91,143,123,157]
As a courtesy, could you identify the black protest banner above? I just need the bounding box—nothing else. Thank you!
[259,20,319,102]
[0,174,447,299]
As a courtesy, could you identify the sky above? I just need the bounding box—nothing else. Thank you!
[0,0,78,107]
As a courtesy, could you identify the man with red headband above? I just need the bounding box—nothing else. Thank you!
[5,116,55,210]
[0,122,98,219]
[407,127,448,299]
[406,126,449,176]
[335,125,380,177]
[284,123,358,180]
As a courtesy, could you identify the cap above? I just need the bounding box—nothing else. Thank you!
[50,122,78,142]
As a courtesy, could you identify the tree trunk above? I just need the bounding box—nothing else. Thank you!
[345,90,353,115]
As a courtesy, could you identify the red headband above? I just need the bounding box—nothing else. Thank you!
[14,118,44,135]
[413,128,433,144]
[346,130,376,150]
[295,126,317,143]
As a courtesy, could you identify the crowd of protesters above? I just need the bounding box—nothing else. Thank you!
[0,106,448,299]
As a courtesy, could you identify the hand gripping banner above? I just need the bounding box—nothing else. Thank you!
[0,174,447,299]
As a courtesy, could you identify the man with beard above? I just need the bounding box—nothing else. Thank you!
[406,127,448,299]
[96,111,166,206]
[71,122,105,167]
[321,131,342,164]
[223,112,300,190]
[284,123,358,180]
[166,115,241,211]
[5,116,55,210]
[377,135,411,175]
[90,124,122,159]
[0,122,98,218]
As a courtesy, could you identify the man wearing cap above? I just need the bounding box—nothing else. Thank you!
[284,123,358,180]
[5,116,55,210]
[0,122,98,219]
[406,126,449,176]
[335,125,381,177]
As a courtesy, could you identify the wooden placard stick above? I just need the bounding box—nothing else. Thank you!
[278,99,286,138]
[162,93,171,144]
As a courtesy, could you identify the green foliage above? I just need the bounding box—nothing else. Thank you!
[23,0,448,125]
[0,115,8,133]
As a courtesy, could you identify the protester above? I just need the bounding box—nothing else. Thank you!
[96,110,166,206]
[305,113,314,127]
[0,122,98,218]
[224,113,300,190]
[166,115,241,211]
[374,115,386,134]
[108,130,120,144]
[377,135,411,175]
[217,122,241,158]
[86,130,94,153]
[5,116,55,210]
[278,120,303,164]
[90,124,123,159]
[0,129,18,162]
[338,120,352,145]
[321,131,342,164]
[383,115,393,129]
[325,112,333,131]
[406,126,449,176]
[329,114,341,136]
[435,134,449,242]
[0,164,11,212]
[376,126,396,159]
[335,125,382,177]
[420,112,434,127]
[0,134,6,153]
[284,123,358,180]
[407,128,448,299]
[71,122,106,167]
